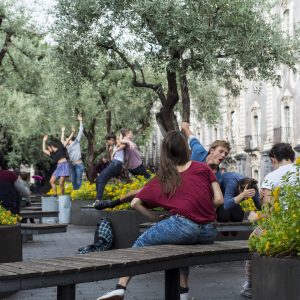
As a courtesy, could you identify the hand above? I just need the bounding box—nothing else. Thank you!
[241,184,256,200]
[43,135,48,141]
[61,126,65,131]
[71,127,76,133]
[77,114,83,121]
[248,211,259,223]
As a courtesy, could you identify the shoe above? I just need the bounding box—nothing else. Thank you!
[97,289,125,300]
[240,281,252,298]
[94,200,121,210]
[180,292,189,300]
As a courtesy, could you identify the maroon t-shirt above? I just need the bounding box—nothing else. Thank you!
[136,161,217,224]
[0,170,18,183]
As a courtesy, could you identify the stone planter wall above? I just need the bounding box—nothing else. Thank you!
[0,224,22,263]
[70,200,163,249]
[252,253,300,300]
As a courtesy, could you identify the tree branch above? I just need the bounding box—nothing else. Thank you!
[96,41,167,105]
[0,32,13,65]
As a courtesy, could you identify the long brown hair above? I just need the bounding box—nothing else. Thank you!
[157,131,190,196]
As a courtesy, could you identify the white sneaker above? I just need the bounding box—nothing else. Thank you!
[97,289,125,300]
[180,292,189,300]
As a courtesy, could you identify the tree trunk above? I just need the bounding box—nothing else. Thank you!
[105,109,112,133]
[179,62,190,123]
[86,137,95,183]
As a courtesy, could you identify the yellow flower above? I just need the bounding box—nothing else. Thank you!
[272,187,280,202]
[295,157,300,165]
[273,202,280,212]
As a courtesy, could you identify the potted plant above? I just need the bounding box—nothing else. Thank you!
[0,205,22,263]
[248,159,300,300]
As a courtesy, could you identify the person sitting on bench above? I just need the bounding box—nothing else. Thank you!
[97,130,224,300]
[217,173,260,223]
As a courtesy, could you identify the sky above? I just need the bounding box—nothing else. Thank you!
[17,0,56,30]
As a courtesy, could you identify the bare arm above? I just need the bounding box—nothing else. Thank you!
[181,122,194,137]
[61,126,65,143]
[42,135,50,156]
[131,198,161,222]
[63,128,75,146]
[211,181,224,208]
[120,189,142,203]
[261,188,272,205]
[76,115,84,142]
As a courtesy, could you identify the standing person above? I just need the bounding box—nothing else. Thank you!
[119,128,150,179]
[61,114,85,190]
[217,173,260,223]
[94,133,124,205]
[181,122,230,182]
[0,151,30,214]
[240,142,297,298]
[97,131,224,300]
[42,135,70,196]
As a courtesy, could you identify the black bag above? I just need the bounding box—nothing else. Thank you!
[77,218,113,254]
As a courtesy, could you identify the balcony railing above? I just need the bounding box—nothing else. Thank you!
[244,135,260,152]
[273,127,293,144]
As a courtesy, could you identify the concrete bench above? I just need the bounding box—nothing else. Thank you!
[21,223,68,242]
[0,240,249,300]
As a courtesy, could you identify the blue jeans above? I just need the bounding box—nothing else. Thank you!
[70,163,85,190]
[96,160,123,200]
[133,215,217,276]
[129,164,150,179]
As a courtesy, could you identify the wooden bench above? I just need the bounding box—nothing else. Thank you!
[139,221,253,234]
[21,224,68,242]
[0,240,249,300]
[20,210,59,223]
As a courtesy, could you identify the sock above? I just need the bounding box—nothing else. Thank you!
[179,287,189,294]
[115,284,126,290]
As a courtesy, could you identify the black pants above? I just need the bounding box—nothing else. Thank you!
[217,204,244,222]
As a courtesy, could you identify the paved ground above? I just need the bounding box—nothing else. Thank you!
[7,225,247,300]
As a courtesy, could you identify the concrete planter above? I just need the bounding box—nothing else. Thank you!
[252,253,300,300]
[0,224,22,263]
[42,196,58,224]
[71,200,163,249]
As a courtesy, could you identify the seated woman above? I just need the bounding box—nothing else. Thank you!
[0,151,30,214]
[217,172,260,223]
[97,130,223,300]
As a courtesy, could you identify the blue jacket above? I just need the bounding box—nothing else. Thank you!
[221,172,260,211]
[189,136,222,183]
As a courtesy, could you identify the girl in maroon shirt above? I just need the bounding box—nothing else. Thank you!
[97,131,223,300]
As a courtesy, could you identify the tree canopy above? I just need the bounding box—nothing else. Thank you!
[54,0,300,134]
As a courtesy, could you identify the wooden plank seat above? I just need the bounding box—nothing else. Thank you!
[21,223,68,242]
[20,210,58,222]
[21,206,42,211]
[0,240,249,300]
[139,220,254,234]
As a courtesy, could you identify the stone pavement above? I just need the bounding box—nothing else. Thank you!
[7,225,247,300]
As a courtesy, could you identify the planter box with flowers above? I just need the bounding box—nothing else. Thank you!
[249,158,300,300]
[0,206,22,263]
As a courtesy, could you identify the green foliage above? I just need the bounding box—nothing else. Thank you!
[249,161,300,257]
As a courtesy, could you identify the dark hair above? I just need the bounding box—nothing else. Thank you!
[120,128,130,137]
[269,143,295,163]
[48,139,63,149]
[157,131,190,196]
[237,178,258,194]
[105,133,116,140]
[0,150,8,170]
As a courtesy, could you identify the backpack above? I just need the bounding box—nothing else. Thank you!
[77,218,113,254]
